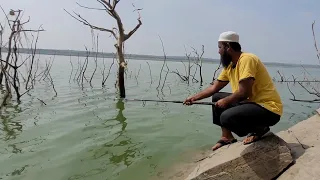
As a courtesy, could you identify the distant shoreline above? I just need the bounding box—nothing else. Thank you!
[2,47,319,68]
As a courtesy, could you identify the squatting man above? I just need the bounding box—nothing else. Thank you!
[183,31,283,151]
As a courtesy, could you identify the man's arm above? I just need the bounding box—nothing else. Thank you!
[192,80,229,101]
[223,77,254,104]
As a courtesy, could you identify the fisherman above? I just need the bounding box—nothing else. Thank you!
[183,31,283,151]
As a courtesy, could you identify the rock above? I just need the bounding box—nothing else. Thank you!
[185,133,293,180]
[317,108,320,115]
[276,112,320,180]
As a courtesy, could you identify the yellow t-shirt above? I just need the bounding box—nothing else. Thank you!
[217,52,283,116]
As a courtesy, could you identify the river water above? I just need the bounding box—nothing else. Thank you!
[0,55,319,180]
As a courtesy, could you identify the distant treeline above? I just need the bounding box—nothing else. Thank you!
[2,47,319,68]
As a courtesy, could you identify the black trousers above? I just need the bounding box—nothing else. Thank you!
[211,92,281,137]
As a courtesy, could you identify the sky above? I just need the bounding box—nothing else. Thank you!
[1,0,320,65]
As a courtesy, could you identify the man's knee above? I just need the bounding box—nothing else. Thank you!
[220,110,234,127]
[220,111,248,137]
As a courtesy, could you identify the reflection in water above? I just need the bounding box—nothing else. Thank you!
[7,165,29,176]
[0,104,23,141]
[115,100,127,132]
[69,99,144,180]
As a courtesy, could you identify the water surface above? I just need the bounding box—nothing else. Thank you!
[0,55,319,180]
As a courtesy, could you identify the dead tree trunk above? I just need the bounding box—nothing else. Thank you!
[116,38,126,97]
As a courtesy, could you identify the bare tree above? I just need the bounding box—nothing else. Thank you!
[169,46,195,84]
[65,0,142,98]
[0,8,55,108]
[191,45,204,86]
[101,52,115,87]
[210,61,222,85]
[156,36,169,94]
[286,21,320,103]
[169,45,208,85]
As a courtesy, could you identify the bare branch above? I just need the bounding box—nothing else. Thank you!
[290,98,320,103]
[124,19,142,41]
[113,0,121,10]
[146,61,152,84]
[102,55,115,86]
[277,70,285,82]
[298,82,320,97]
[69,56,73,83]
[211,62,222,85]
[16,29,45,33]
[287,82,296,100]
[156,35,167,91]
[90,34,99,86]
[124,3,142,41]
[171,69,188,81]
[0,59,16,69]
[97,0,114,17]
[76,2,106,10]
[100,0,113,10]
[20,16,30,25]
[0,5,12,29]
[312,21,320,63]
[63,9,117,39]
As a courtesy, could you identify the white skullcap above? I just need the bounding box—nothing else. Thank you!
[218,31,239,43]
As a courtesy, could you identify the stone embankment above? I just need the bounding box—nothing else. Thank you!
[184,108,320,180]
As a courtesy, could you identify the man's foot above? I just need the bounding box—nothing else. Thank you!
[243,127,270,145]
[212,138,237,151]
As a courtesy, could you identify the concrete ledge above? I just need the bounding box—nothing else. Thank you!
[276,112,320,179]
[184,111,320,180]
[185,134,293,180]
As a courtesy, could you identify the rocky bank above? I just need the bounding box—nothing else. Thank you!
[181,108,320,180]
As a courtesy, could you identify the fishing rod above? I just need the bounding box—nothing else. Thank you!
[115,98,216,105]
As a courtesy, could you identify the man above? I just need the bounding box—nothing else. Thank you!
[183,31,283,151]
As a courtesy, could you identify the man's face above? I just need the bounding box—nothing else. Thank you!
[218,42,232,68]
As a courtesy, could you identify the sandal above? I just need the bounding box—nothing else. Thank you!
[243,127,270,145]
[212,138,237,151]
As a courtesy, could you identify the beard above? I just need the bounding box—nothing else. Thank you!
[220,52,232,68]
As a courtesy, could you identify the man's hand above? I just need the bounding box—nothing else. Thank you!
[183,96,196,106]
[215,98,229,108]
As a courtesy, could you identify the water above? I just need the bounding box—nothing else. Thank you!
[0,55,319,180]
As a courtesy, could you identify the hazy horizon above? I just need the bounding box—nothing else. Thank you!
[1,0,320,65]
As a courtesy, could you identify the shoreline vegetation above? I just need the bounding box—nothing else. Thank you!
[2,47,320,68]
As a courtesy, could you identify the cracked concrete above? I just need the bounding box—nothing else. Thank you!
[185,134,293,180]
[184,109,320,180]
[276,111,320,179]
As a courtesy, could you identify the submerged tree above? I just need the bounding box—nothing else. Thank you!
[0,7,55,108]
[286,20,320,103]
[65,0,142,98]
